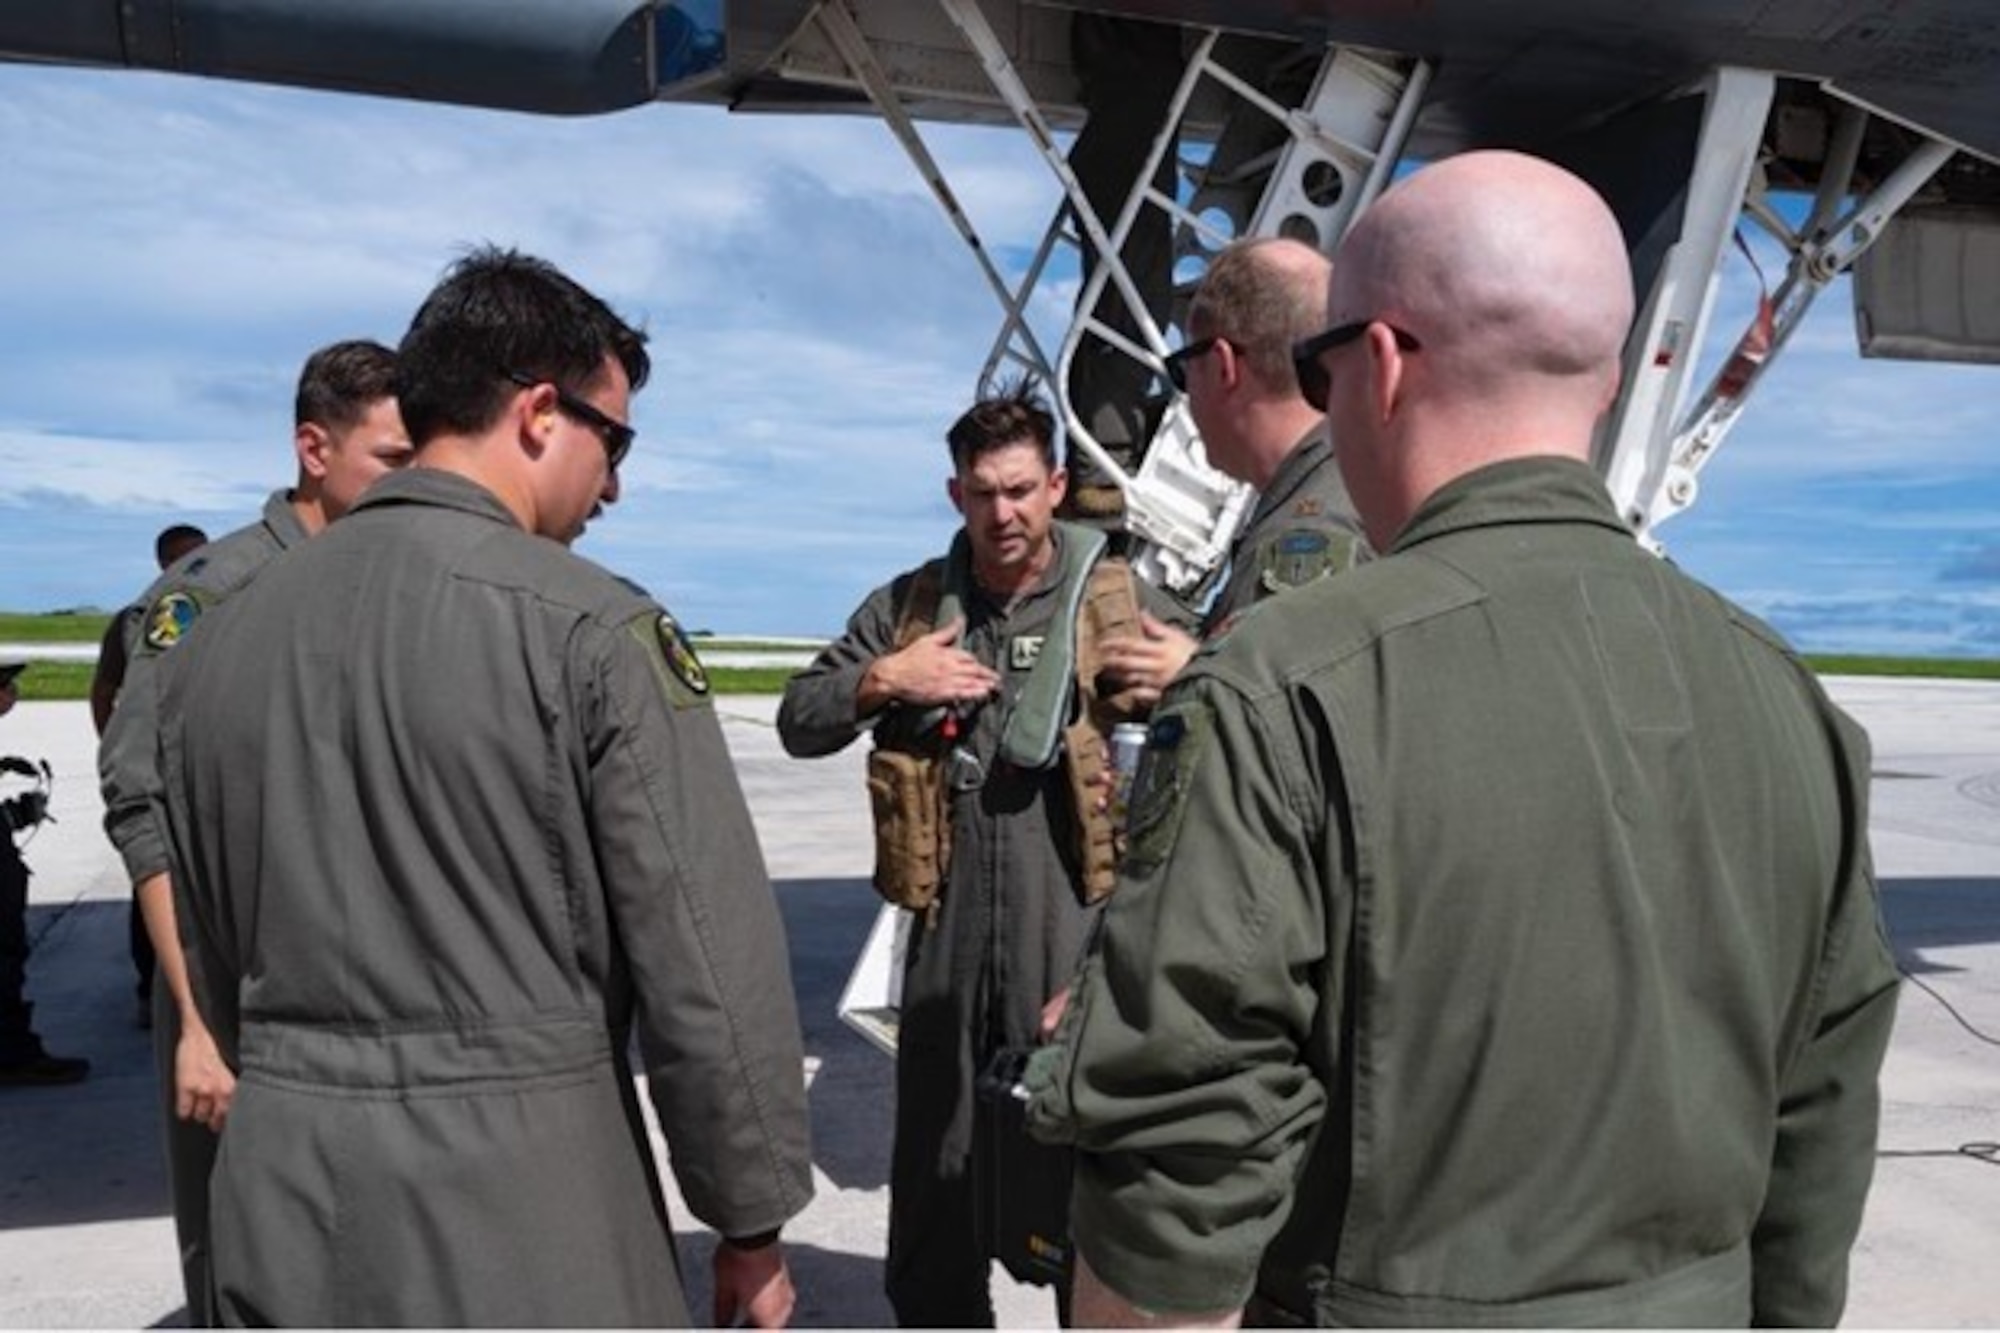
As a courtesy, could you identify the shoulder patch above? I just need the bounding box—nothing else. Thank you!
[657,614,710,697]
[1258,527,1355,595]
[143,592,202,651]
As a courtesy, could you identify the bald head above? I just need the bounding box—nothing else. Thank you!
[1333,151,1634,428]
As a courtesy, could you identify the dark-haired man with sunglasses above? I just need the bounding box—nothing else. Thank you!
[1098,237,1369,707]
[1035,151,1895,1328]
[152,247,812,1327]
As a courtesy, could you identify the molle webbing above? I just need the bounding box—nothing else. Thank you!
[1062,556,1145,903]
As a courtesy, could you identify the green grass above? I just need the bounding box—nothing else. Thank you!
[8,609,1994,701]
[0,611,111,643]
[8,662,96,701]
[1804,655,2000,680]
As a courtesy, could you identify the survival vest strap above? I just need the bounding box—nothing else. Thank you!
[867,537,1145,917]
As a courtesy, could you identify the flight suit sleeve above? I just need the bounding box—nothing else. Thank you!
[1135,573,1199,634]
[1029,674,1331,1314]
[586,611,814,1239]
[775,578,903,758]
[151,643,242,1058]
[1750,705,1901,1326]
[98,588,187,885]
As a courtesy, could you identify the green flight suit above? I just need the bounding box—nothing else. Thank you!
[97,488,310,1328]
[777,527,1182,1326]
[1032,457,1899,1327]
[153,469,813,1326]
[1205,431,1367,635]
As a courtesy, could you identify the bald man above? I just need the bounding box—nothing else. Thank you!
[1030,151,1898,1328]
[1099,238,1368,704]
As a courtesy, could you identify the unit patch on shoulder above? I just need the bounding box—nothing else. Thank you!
[1259,528,1355,594]
[1010,635,1046,671]
[143,592,202,652]
[657,614,710,697]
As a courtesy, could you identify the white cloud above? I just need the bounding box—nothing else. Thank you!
[0,432,265,510]
[0,59,1996,652]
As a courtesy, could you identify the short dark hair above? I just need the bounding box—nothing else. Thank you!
[945,382,1058,473]
[295,339,399,432]
[395,245,650,447]
[154,524,208,568]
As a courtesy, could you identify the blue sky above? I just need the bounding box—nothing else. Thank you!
[0,62,1995,656]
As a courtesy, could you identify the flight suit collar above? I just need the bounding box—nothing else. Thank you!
[261,488,315,550]
[1243,428,1337,535]
[351,466,525,529]
[1389,455,1631,554]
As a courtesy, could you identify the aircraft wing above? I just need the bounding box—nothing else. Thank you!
[8,2,2000,167]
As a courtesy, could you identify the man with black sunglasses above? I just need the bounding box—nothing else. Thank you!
[1035,151,1897,1327]
[1099,238,1369,706]
[152,247,812,1326]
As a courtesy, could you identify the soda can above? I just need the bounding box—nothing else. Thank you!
[1108,722,1149,827]
[1110,722,1148,777]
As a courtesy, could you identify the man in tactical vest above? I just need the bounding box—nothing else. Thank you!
[1097,238,1369,704]
[778,385,1187,1326]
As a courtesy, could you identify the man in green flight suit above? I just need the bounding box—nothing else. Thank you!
[1098,237,1368,704]
[97,338,409,1326]
[1031,151,1899,1327]
[778,386,1184,1326]
[154,248,813,1326]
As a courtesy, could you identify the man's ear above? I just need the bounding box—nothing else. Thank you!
[1214,337,1244,392]
[1047,465,1068,511]
[295,422,330,480]
[517,383,558,460]
[1368,323,1407,426]
[946,475,965,517]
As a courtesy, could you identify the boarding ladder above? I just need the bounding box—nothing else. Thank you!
[948,6,1427,596]
[812,0,1429,597]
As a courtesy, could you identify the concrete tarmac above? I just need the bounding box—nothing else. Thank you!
[0,681,1995,1327]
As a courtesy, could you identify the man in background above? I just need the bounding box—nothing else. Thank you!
[1098,237,1368,704]
[1034,151,1899,1327]
[98,338,408,1325]
[91,525,208,735]
[0,664,88,1085]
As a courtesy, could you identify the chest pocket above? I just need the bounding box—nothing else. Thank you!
[1258,529,1355,595]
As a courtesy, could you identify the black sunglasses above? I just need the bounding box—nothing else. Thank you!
[1162,336,1223,393]
[1291,320,1423,412]
[504,370,636,470]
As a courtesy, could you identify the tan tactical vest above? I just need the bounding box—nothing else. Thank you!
[866,554,1144,921]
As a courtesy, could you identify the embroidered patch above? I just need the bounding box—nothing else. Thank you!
[1259,528,1353,594]
[1010,635,1045,671]
[656,614,710,696]
[1294,498,1323,518]
[143,592,201,651]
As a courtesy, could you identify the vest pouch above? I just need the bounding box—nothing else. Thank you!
[866,746,945,912]
[1060,721,1118,905]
